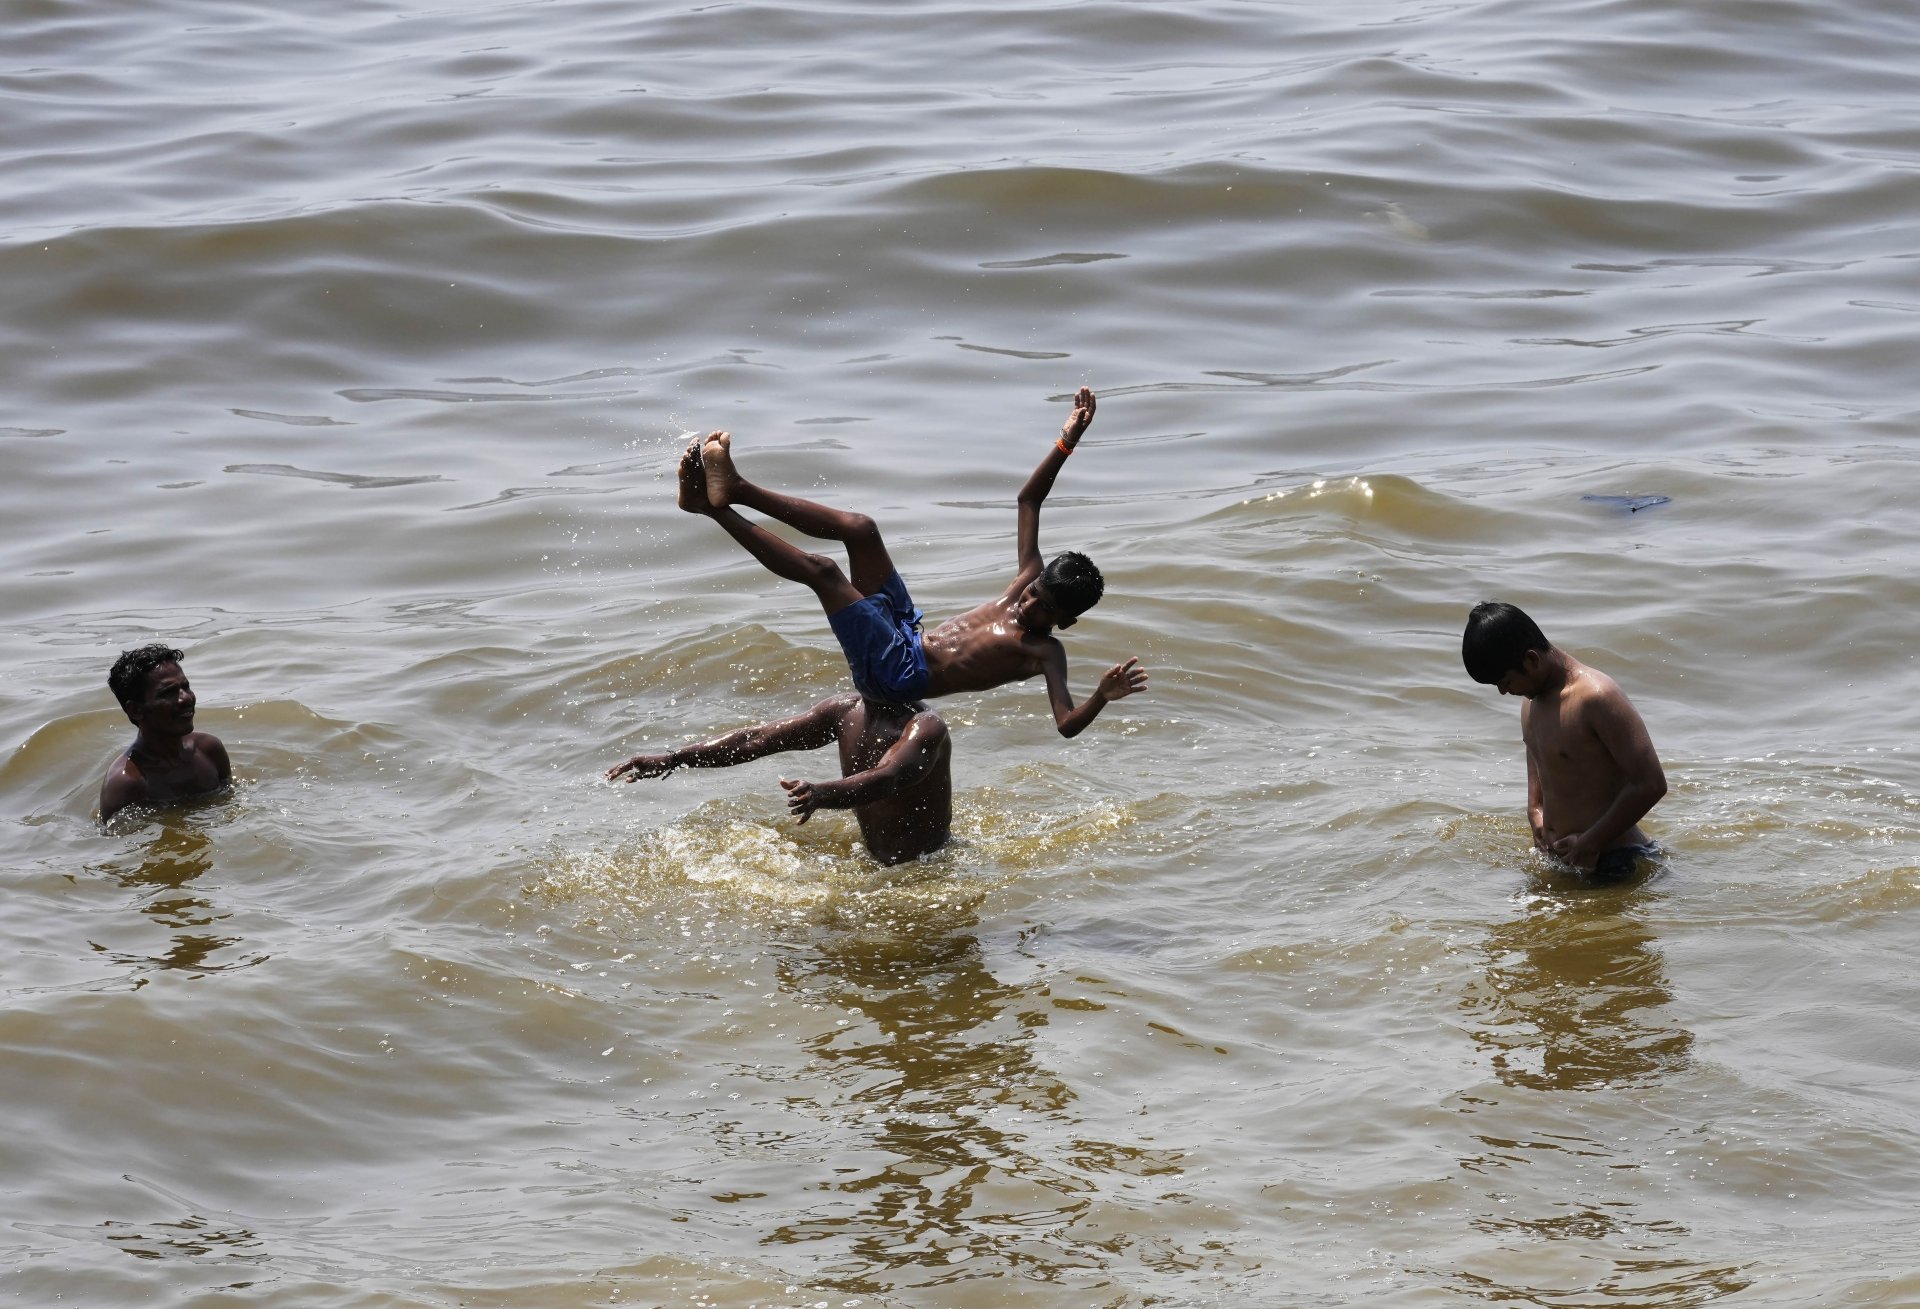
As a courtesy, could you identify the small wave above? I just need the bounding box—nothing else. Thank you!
[230,409,352,427]
[1092,360,1657,400]
[540,784,1139,936]
[445,485,619,511]
[443,366,648,387]
[979,252,1128,269]
[337,386,635,404]
[225,463,446,490]
[583,623,838,702]
[535,799,977,934]
[952,341,1073,360]
[1224,472,1529,543]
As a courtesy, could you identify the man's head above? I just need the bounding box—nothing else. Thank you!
[1029,552,1104,630]
[1462,601,1552,697]
[109,644,194,731]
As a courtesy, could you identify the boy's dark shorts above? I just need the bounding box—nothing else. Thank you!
[1592,841,1662,880]
[827,571,929,703]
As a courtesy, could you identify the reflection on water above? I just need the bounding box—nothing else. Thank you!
[762,886,1184,1296]
[91,820,267,985]
[540,825,1203,1296]
[1447,882,1752,1306]
[1451,1258,1754,1309]
[1463,878,1691,1093]
[100,1211,267,1266]
[16,1173,270,1279]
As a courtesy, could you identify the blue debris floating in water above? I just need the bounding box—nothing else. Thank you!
[1581,494,1671,513]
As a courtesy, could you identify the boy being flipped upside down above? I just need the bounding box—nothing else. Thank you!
[681,386,1147,735]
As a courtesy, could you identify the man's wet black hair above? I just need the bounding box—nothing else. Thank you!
[1462,601,1549,684]
[109,644,184,711]
[1039,552,1103,629]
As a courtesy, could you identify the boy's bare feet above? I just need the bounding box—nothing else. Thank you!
[701,430,739,509]
[676,438,711,513]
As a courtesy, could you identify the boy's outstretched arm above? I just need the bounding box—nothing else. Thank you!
[1039,643,1148,739]
[606,696,845,782]
[1011,386,1096,586]
[780,712,948,821]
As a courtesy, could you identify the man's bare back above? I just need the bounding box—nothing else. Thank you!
[608,693,950,865]
[815,697,952,863]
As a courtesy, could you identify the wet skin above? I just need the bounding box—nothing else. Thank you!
[100,661,232,824]
[1496,646,1667,871]
[683,386,1148,737]
[608,693,951,865]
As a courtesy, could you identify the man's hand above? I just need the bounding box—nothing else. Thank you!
[780,777,818,823]
[1549,830,1602,871]
[606,753,675,782]
[1097,656,1149,702]
[1060,386,1095,449]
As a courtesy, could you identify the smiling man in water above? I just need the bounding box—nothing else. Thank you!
[1462,601,1668,878]
[100,644,232,824]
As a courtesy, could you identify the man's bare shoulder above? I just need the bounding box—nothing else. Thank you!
[906,709,950,745]
[1564,660,1652,733]
[1568,660,1634,707]
[99,752,150,821]
[186,731,233,785]
[101,750,143,788]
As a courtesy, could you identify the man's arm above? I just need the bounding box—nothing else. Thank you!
[204,735,233,787]
[781,712,948,821]
[1521,704,1548,850]
[100,759,146,825]
[1525,748,1549,851]
[1036,642,1148,739]
[607,697,846,782]
[1550,691,1667,868]
[1008,387,1095,591]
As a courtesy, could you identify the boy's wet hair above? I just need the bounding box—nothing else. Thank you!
[109,644,185,710]
[1040,552,1103,628]
[1462,601,1549,684]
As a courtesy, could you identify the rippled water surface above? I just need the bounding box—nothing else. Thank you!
[5,1,1918,1304]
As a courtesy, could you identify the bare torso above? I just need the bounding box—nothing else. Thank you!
[919,594,1056,698]
[1523,664,1651,853]
[101,731,231,823]
[836,700,952,864]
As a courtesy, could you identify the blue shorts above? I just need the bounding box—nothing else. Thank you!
[827,571,929,704]
[1593,841,1662,880]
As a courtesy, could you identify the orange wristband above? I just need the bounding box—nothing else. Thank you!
[1056,437,1074,455]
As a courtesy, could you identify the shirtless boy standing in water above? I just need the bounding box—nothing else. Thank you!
[608,694,950,865]
[1462,601,1668,877]
[680,387,1147,734]
[100,644,232,824]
